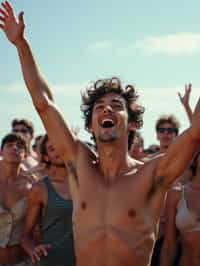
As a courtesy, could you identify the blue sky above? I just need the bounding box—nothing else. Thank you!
[0,0,199,147]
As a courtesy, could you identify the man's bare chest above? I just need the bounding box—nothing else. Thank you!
[73,173,153,227]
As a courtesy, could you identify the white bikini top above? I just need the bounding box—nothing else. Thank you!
[175,186,200,233]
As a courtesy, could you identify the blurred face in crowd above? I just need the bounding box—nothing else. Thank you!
[129,135,143,157]
[12,124,32,146]
[44,139,65,167]
[156,122,177,150]
[1,140,26,164]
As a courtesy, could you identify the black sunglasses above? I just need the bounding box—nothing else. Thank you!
[157,127,177,134]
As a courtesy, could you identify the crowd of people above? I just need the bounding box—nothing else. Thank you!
[0,1,200,266]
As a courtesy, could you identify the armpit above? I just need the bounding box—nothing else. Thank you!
[148,176,165,199]
[67,160,79,185]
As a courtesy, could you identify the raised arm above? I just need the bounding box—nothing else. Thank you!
[0,1,78,164]
[178,83,193,123]
[155,97,200,189]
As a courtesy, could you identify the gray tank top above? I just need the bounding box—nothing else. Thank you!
[39,177,75,266]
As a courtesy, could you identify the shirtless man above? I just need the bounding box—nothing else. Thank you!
[1,2,200,266]
[0,133,33,265]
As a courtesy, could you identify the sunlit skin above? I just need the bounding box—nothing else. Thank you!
[1,2,200,265]
[21,138,71,264]
[157,122,177,153]
[0,140,32,264]
[129,136,145,160]
[160,153,200,266]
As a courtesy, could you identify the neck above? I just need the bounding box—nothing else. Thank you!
[160,145,169,153]
[48,164,68,182]
[97,140,134,181]
[0,160,20,184]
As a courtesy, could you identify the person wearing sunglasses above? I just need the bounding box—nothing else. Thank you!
[156,115,180,153]
[151,115,181,265]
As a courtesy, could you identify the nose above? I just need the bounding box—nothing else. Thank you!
[162,130,168,135]
[9,144,18,152]
[11,143,22,152]
[103,105,112,114]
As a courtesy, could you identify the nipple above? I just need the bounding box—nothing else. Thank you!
[81,201,87,210]
[128,208,136,218]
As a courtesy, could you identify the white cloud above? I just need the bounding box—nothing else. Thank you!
[88,41,112,54]
[0,81,86,97]
[87,33,200,57]
[134,32,200,56]
[0,82,24,93]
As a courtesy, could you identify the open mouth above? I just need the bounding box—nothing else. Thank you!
[101,119,115,128]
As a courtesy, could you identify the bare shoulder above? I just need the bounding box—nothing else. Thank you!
[28,179,47,203]
[77,140,97,162]
[139,153,164,173]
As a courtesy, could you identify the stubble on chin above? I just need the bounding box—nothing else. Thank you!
[98,131,119,143]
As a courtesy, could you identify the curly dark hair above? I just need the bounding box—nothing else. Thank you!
[1,133,28,151]
[81,77,144,145]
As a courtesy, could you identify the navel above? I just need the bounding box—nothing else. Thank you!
[128,208,136,218]
[81,201,87,210]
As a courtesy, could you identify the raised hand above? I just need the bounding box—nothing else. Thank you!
[0,1,25,45]
[178,83,192,108]
[178,83,193,123]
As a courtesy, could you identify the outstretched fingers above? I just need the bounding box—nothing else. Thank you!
[0,14,5,30]
[18,11,24,24]
[188,83,192,92]
[0,6,8,18]
[2,1,14,16]
[177,91,182,100]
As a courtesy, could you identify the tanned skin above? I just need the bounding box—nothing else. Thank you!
[160,153,200,266]
[0,138,32,264]
[1,3,200,265]
[21,139,71,264]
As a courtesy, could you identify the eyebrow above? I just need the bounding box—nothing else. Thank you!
[95,98,124,105]
[111,99,124,104]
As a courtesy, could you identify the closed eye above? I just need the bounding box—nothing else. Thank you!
[111,103,123,110]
